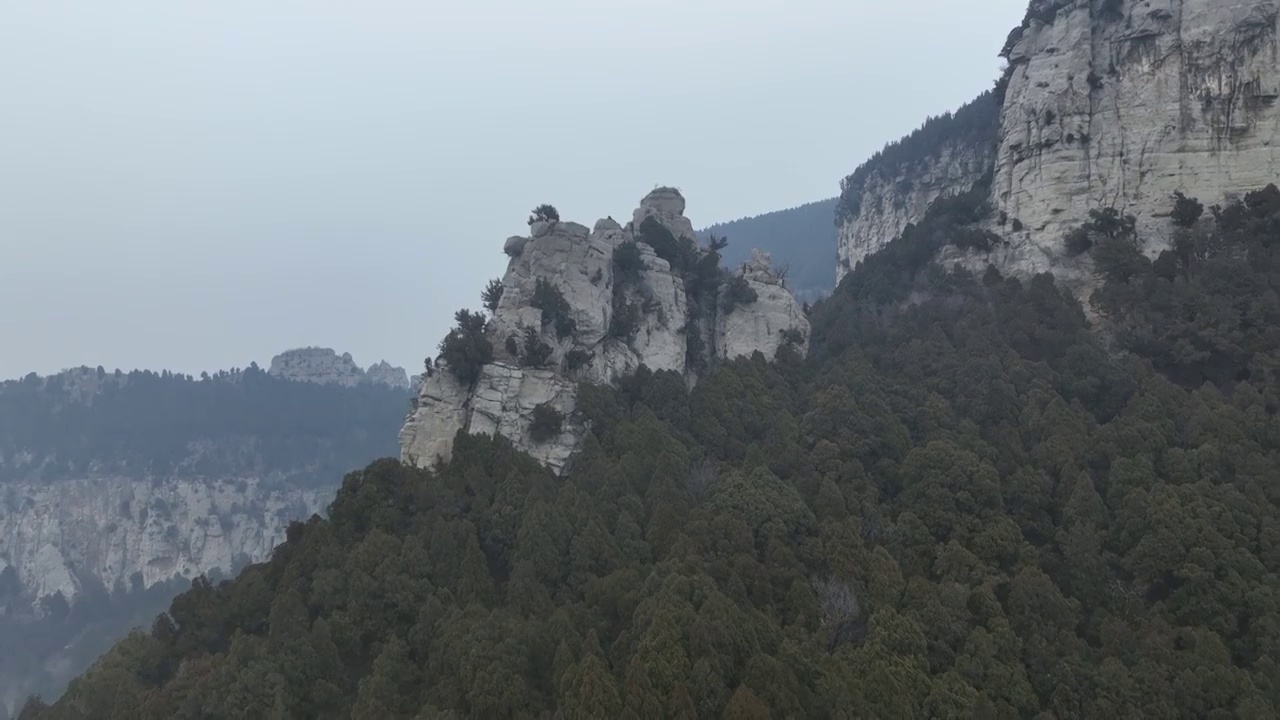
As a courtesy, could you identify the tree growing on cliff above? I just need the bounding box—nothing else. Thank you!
[438,310,493,385]
[481,279,504,314]
[1172,191,1205,229]
[528,403,564,442]
[722,275,758,314]
[528,204,560,225]
[531,279,577,339]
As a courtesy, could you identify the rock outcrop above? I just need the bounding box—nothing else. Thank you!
[719,250,810,360]
[837,0,1280,291]
[400,189,810,474]
[0,476,326,605]
[269,348,409,390]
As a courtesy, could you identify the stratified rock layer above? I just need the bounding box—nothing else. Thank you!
[400,189,810,474]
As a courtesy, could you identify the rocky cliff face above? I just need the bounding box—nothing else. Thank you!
[400,189,809,474]
[269,348,409,390]
[0,476,325,606]
[838,0,1280,289]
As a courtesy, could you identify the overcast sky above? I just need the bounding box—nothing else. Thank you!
[1,0,1027,380]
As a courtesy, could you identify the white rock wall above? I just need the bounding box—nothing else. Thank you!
[0,476,327,606]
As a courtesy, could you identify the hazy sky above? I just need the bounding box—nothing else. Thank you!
[1,0,1026,380]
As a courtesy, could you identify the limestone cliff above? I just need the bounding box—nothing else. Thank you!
[837,0,1280,290]
[0,476,324,605]
[400,189,809,474]
[269,348,409,390]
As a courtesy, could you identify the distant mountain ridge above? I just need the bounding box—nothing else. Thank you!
[700,197,838,301]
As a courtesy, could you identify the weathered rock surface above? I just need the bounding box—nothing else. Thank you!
[837,138,996,283]
[269,348,409,390]
[837,0,1280,292]
[0,476,326,605]
[719,250,810,361]
[400,188,810,474]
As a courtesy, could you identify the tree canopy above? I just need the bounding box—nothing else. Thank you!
[26,188,1280,718]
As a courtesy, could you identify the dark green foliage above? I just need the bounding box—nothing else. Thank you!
[1064,227,1094,256]
[519,327,553,368]
[608,298,642,342]
[722,276,758,314]
[950,226,1003,253]
[780,328,805,346]
[565,349,593,372]
[836,91,1002,225]
[612,241,645,284]
[1172,191,1205,228]
[481,278,504,313]
[684,323,706,369]
[0,367,404,485]
[1093,184,1280,391]
[700,199,839,299]
[438,309,493,385]
[531,279,577,339]
[528,404,564,443]
[1100,0,1125,22]
[610,242,646,342]
[32,186,1280,718]
[528,204,559,225]
[637,217,700,274]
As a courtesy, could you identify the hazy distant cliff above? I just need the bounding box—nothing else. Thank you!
[838,0,1280,289]
[0,364,405,714]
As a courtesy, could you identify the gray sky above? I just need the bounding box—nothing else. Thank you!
[1,0,1026,380]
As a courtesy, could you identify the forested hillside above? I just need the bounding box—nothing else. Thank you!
[25,189,1280,718]
[0,365,406,485]
[701,198,837,300]
[0,367,408,719]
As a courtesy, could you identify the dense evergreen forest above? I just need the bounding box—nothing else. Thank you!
[0,366,407,485]
[25,188,1280,718]
[700,199,838,300]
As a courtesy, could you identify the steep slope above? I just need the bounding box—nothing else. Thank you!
[838,0,1280,292]
[700,198,839,300]
[28,186,1280,719]
[400,188,810,475]
[0,365,406,717]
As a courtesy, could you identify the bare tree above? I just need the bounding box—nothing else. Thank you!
[814,576,862,651]
[687,458,719,499]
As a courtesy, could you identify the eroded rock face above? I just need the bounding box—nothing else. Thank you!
[719,250,810,361]
[400,188,810,474]
[269,348,409,390]
[993,0,1280,283]
[837,0,1280,292]
[0,476,326,606]
[837,140,996,283]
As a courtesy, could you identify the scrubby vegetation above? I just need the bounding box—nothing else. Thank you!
[1091,185,1280,394]
[481,279,504,314]
[528,204,559,226]
[438,310,493,386]
[720,275,759,315]
[835,91,1003,225]
[531,279,577,339]
[528,404,564,443]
